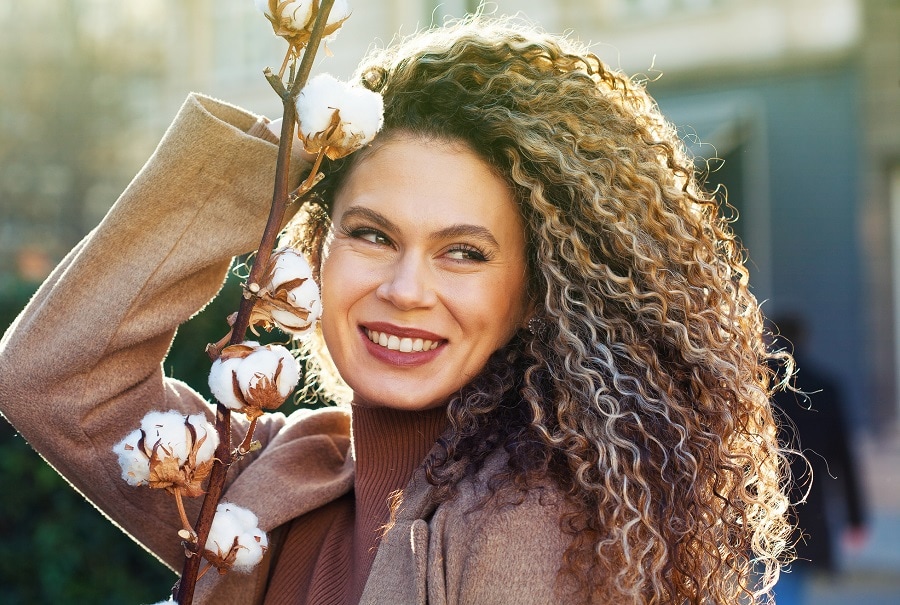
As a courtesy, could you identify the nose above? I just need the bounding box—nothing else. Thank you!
[375,253,438,310]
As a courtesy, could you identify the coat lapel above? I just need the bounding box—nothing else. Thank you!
[359,467,440,605]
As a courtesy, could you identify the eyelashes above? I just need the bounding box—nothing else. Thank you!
[341,225,390,246]
[444,243,490,262]
[339,224,494,262]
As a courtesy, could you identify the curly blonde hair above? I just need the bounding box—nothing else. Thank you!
[288,16,791,605]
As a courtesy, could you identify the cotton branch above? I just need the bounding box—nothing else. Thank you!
[173,3,337,603]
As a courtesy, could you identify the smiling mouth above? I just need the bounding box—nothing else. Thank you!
[365,329,440,352]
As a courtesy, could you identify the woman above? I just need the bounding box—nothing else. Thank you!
[0,17,790,604]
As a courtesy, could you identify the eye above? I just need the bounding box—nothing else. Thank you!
[342,225,392,247]
[444,244,490,262]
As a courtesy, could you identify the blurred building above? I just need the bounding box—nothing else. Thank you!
[0,2,165,280]
[1,0,898,431]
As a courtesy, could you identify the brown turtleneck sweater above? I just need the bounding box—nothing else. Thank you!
[263,404,448,605]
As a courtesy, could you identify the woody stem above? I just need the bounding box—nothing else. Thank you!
[175,5,335,604]
[205,325,235,361]
[176,13,334,605]
[230,0,335,348]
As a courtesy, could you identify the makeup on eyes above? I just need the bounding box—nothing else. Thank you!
[338,215,497,263]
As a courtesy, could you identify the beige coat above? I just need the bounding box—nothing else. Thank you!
[0,94,571,604]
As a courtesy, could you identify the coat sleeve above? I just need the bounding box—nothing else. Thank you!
[0,93,311,570]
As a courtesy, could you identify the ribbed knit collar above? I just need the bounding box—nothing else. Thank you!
[351,404,448,485]
[348,404,448,602]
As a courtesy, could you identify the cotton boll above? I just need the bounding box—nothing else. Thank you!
[235,348,280,394]
[269,307,311,333]
[255,0,314,29]
[256,0,349,47]
[335,84,384,144]
[257,248,321,337]
[140,410,193,463]
[210,342,298,415]
[270,248,313,289]
[205,502,268,573]
[296,73,346,136]
[232,526,269,572]
[113,410,217,496]
[281,0,314,29]
[296,73,384,157]
[235,345,300,402]
[281,279,322,337]
[113,428,150,485]
[287,277,320,310]
[206,504,244,557]
[322,0,352,44]
[305,297,322,326]
[269,345,301,396]
[185,413,219,463]
[221,501,259,529]
[209,356,245,411]
[327,0,351,24]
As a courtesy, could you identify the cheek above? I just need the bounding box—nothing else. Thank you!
[318,251,355,345]
[319,244,360,307]
[318,247,380,338]
[459,273,529,340]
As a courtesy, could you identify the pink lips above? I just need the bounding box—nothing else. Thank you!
[360,322,445,367]
[362,322,444,340]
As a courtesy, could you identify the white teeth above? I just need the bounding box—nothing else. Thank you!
[366,330,439,352]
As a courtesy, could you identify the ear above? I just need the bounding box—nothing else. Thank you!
[521,295,546,336]
[520,290,539,330]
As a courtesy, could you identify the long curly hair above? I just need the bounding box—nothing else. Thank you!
[287,16,791,605]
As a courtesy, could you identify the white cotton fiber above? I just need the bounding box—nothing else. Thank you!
[185,413,219,463]
[206,502,268,573]
[208,356,245,411]
[112,428,151,485]
[140,410,192,463]
[296,73,384,152]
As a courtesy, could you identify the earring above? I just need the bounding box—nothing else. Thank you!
[527,315,547,336]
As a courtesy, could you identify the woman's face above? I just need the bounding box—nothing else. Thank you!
[319,134,530,411]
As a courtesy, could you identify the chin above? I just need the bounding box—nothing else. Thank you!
[351,388,451,411]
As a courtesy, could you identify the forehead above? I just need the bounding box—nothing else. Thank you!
[331,134,522,232]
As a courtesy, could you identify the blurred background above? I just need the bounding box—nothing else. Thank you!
[0,0,897,602]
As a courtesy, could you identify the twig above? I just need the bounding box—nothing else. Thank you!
[173,405,231,604]
[297,147,328,193]
[173,488,195,541]
[196,562,214,582]
[277,46,293,80]
[235,416,260,456]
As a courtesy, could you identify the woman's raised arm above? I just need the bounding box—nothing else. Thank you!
[0,93,303,568]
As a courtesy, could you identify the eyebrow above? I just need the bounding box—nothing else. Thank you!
[340,205,500,248]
